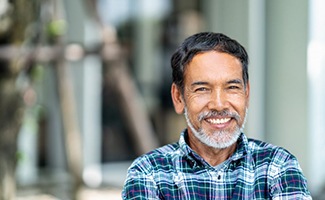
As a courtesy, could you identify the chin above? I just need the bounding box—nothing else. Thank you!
[196,129,241,149]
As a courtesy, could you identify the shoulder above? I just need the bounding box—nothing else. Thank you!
[246,139,311,197]
[127,142,181,174]
[246,138,297,167]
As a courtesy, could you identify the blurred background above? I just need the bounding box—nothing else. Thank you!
[0,0,325,199]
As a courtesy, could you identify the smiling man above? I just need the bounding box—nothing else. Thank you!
[122,32,311,199]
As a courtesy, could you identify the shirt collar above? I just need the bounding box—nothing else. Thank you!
[231,132,249,161]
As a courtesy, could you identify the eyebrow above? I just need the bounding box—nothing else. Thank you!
[191,79,243,86]
[191,81,208,86]
[227,79,243,85]
[191,81,209,87]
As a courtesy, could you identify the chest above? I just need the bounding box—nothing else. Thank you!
[154,167,271,199]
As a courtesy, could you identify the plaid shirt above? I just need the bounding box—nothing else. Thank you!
[122,130,311,199]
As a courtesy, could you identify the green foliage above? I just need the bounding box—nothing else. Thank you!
[16,150,25,163]
[46,19,67,39]
[30,64,44,82]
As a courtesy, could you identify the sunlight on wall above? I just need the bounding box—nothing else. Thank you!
[307,0,325,194]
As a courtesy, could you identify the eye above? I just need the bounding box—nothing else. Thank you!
[228,85,241,90]
[195,87,209,92]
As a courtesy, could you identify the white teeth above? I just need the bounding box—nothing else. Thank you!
[207,118,231,124]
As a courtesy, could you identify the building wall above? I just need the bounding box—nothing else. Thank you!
[265,0,309,180]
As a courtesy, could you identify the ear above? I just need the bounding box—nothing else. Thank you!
[171,83,185,114]
[245,81,250,107]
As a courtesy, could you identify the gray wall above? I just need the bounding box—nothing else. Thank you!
[265,0,309,177]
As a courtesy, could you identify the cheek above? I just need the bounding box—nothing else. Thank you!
[225,93,247,110]
[231,97,248,114]
[187,95,210,111]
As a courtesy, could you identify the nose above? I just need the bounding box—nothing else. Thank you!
[207,89,229,111]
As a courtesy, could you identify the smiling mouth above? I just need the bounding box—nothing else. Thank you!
[206,117,231,125]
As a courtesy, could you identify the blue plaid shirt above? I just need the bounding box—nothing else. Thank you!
[122,130,311,199]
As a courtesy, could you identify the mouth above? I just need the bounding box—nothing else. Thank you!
[204,117,233,130]
[197,110,241,130]
[206,117,231,125]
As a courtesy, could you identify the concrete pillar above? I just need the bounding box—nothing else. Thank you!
[265,0,309,180]
[202,0,249,46]
[246,0,266,141]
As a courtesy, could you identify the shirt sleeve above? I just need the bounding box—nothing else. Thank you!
[270,156,312,200]
[122,168,159,200]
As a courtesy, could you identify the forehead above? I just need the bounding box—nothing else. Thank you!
[184,51,243,83]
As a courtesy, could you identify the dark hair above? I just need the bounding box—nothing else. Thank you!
[171,32,249,92]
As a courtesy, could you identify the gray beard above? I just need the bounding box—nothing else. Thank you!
[184,108,248,149]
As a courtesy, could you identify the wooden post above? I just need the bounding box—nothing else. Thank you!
[54,58,83,199]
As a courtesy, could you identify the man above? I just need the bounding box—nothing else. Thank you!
[122,32,311,199]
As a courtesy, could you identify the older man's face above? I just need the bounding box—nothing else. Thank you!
[173,51,250,149]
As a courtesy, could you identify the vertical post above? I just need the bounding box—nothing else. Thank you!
[55,59,83,198]
[63,0,103,188]
[246,0,266,140]
[307,0,325,194]
[265,0,309,179]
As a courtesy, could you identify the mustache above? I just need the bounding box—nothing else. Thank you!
[198,110,241,122]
